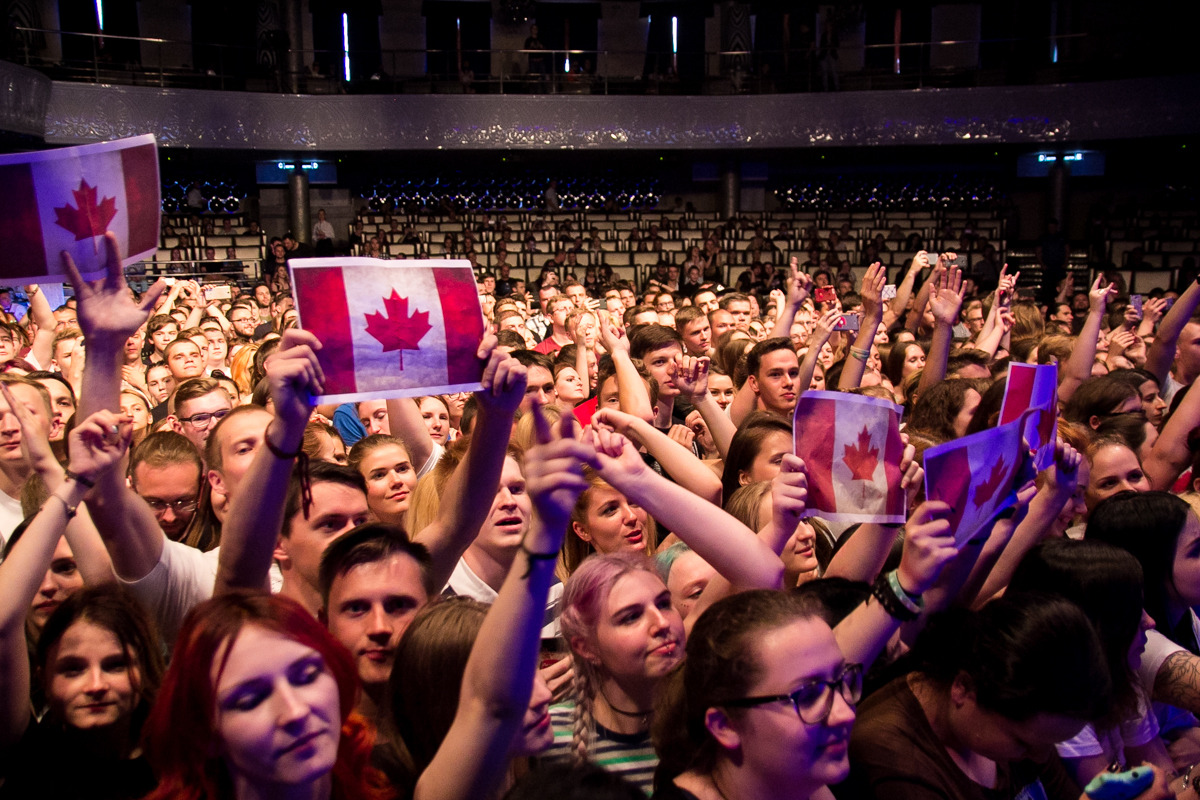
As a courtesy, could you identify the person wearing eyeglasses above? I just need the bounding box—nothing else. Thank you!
[651,590,859,800]
[130,430,204,546]
[168,377,234,454]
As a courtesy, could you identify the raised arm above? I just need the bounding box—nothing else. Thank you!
[766,258,812,341]
[1059,276,1117,404]
[833,500,958,669]
[883,251,928,330]
[214,329,324,595]
[417,411,595,800]
[671,355,737,461]
[0,411,126,750]
[64,233,170,581]
[591,422,783,592]
[598,314,653,424]
[22,284,57,369]
[592,405,721,505]
[905,260,941,334]
[1145,279,1200,385]
[413,345,526,592]
[917,265,965,397]
[385,396,436,474]
[839,262,886,391]
[1145,378,1200,491]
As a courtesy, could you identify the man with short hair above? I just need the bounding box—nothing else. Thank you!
[694,289,719,315]
[52,304,78,332]
[170,377,234,453]
[709,308,735,340]
[130,430,204,542]
[0,375,53,541]
[533,296,576,354]
[527,285,558,342]
[674,306,712,357]
[510,349,557,411]
[227,302,258,341]
[719,293,753,331]
[51,328,83,375]
[164,337,205,382]
[630,324,687,426]
[253,291,294,339]
[743,337,801,418]
[564,280,588,310]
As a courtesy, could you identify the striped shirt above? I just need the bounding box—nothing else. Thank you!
[540,702,658,796]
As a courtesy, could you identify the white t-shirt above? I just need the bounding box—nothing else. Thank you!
[0,489,24,550]
[121,539,283,646]
[443,556,563,637]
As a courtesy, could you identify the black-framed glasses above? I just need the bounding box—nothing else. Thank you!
[179,408,231,427]
[723,662,863,725]
[144,496,198,515]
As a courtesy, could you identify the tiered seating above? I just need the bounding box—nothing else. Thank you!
[140,213,265,282]
[1103,210,1200,292]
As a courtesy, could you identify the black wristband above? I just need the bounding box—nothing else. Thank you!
[263,425,302,459]
[520,542,559,578]
[63,469,95,489]
[870,572,920,622]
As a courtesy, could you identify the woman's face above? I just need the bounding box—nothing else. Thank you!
[579,571,684,685]
[666,550,717,620]
[357,400,390,436]
[30,536,83,630]
[740,430,792,486]
[901,344,926,379]
[573,486,649,555]
[784,521,820,577]
[726,619,856,790]
[513,673,554,757]
[418,397,450,445]
[1170,513,1200,610]
[312,430,347,465]
[358,444,416,520]
[46,620,141,730]
[214,625,340,791]
[120,393,150,431]
[1085,444,1150,511]
[554,367,587,406]
[952,389,982,438]
[1139,380,1167,427]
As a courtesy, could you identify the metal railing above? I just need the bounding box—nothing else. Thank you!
[8,25,1130,96]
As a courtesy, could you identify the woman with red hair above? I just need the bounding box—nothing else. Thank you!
[142,591,392,800]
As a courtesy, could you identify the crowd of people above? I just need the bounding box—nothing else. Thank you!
[3,213,1200,800]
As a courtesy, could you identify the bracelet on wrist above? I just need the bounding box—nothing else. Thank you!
[886,570,924,614]
[63,468,95,489]
[519,541,559,578]
[46,493,78,520]
[263,424,302,459]
[870,570,921,622]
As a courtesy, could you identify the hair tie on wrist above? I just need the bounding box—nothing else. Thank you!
[519,542,559,578]
[63,468,94,489]
[264,423,311,516]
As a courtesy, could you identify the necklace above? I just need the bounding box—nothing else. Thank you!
[598,689,653,729]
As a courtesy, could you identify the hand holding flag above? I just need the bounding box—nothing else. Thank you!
[263,329,326,446]
[895,501,958,597]
[771,453,810,533]
[476,336,529,418]
[999,363,1058,471]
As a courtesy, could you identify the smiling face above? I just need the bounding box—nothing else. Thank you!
[46,620,141,731]
[572,485,649,556]
[213,626,341,793]
[357,443,416,524]
[1085,444,1150,511]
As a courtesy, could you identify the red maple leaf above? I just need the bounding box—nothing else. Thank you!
[364,290,432,370]
[842,426,879,482]
[54,179,117,241]
[971,459,1009,510]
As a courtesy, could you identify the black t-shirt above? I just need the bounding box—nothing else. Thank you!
[0,718,155,800]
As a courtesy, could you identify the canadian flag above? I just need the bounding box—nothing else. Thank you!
[0,134,159,283]
[289,258,486,403]
[793,390,907,525]
[923,418,1028,546]
[998,362,1058,471]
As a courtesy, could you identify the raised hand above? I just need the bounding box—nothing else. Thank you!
[590,418,649,486]
[1089,275,1118,314]
[62,231,165,341]
[859,261,886,320]
[898,434,924,509]
[911,250,930,272]
[476,335,527,416]
[929,265,965,326]
[672,354,711,401]
[666,424,695,450]
[808,307,843,346]
[597,312,628,355]
[1044,440,1082,502]
[785,256,813,308]
[525,407,598,534]
[1142,296,1168,326]
[0,382,57,477]
[935,251,958,271]
[263,329,325,430]
[771,454,809,532]
[895,501,957,596]
[66,409,134,484]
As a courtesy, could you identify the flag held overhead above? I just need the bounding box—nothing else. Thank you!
[289,257,486,404]
[793,390,907,525]
[0,134,160,283]
[999,362,1059,472]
